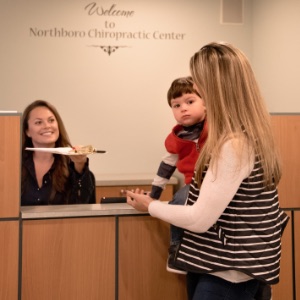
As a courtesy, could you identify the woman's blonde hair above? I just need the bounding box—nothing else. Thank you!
[190,42,281,186]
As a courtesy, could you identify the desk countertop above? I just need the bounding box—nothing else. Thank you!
[94,173,178,186]
[21,174,176,220]
[21,203,148,219]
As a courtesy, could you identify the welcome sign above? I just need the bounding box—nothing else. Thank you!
[28,2,186,55]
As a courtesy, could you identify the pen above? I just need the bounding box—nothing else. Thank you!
[94,150,106,154]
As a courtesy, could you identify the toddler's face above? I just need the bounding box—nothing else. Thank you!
[170,93,206,126]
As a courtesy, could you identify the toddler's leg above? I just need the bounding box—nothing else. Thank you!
[167,185,190,275]
[169,185,190,245]
[168,184,190,206]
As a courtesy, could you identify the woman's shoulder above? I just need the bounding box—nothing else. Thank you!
[216,135,254,165]
[218,133,250,152]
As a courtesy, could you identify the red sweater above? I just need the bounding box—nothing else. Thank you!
[165,120,208,184]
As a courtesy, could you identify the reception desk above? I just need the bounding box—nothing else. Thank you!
[19,204,300,300]
[21,204,187,300]
[1,113,300,299]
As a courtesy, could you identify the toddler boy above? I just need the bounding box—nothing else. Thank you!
[150,76,207,274]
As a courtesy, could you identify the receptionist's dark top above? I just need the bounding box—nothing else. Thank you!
[21,155,96,206]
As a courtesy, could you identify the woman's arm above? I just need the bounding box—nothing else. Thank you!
[128,138,254,233]
[69,158,96,204]
[69,153,88,174]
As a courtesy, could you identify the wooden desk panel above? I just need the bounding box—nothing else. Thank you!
[0,115,20,217]
[22,217,115,300]
[118,216,187,300]
[271,115,300,208]
[272,211,293,300]
[295,212,300,299]
[0,221,19,300]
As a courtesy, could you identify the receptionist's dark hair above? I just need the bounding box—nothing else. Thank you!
[21,100,72,202]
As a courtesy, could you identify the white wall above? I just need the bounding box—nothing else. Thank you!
[1,0,298,178]
[252,0,300,112]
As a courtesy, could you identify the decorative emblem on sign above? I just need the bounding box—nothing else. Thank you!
[88,45,129,55]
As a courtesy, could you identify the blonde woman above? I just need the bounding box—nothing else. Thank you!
[127,42,288,300]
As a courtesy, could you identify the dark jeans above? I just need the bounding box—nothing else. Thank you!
[255,282,272,300]
[187,273,260,300]
[168,184,190,245]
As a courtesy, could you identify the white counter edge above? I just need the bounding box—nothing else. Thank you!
[21,203,148,219]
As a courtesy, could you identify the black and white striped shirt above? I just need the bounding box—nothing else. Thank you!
[175,158,289,284]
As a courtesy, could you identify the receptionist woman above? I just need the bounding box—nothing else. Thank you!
[21,100,95,205]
